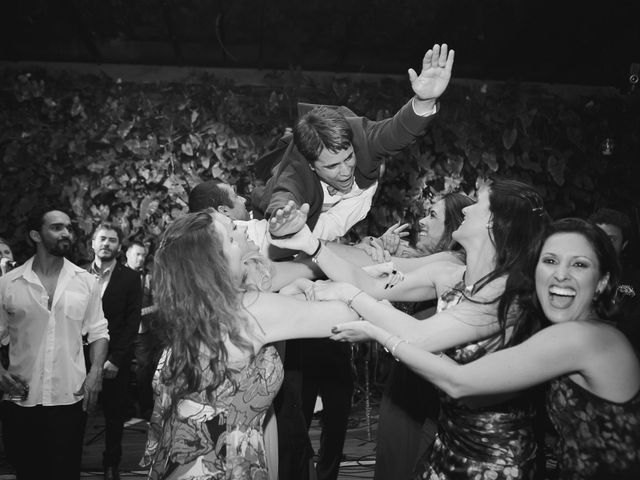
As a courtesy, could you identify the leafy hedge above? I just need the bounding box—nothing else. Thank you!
[1,67,638,263]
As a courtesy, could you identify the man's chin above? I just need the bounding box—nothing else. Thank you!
[48,247,70,257]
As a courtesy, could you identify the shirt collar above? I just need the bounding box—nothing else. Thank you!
[11,256,84,286]
[89,260,115,278]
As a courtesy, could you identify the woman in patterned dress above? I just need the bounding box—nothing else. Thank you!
[332,218,640,479]
[140,210,359,480]
[271,179,550,479]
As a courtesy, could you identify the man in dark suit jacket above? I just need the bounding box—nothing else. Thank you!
[87,222,141,480]
[253,44,455,242]
[255,45,455,480]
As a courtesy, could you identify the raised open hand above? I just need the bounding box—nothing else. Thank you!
[409,44,455,101]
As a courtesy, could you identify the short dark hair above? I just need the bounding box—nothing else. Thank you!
[293,106,353,163]
[588,208,632,242]
[92,222,124,244]
[26,207,69,234]
[127,239,146,251]
[188,180,233,213]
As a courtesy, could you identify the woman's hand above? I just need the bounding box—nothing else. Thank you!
[311,280,359,303]
[378,222,410,255]
[279,278,315,297]
[330,320,386,343]
[361,262,404,289]
[354,237,390,263]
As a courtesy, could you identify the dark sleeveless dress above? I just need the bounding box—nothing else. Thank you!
[414,282,537,479]
[546,375,640,479]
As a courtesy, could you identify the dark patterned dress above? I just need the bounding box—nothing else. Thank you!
[141,345,284,480]
[414,281,537,480]
[546,375,640,479]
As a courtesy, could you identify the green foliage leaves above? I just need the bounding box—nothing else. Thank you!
[1,69,637,261]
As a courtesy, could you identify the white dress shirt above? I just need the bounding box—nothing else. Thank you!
[312,180,378,241]
[0,257,109,407]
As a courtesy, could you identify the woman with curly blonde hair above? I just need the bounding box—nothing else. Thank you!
[141,210,358,480]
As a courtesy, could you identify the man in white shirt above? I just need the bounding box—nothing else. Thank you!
[0,208,109,480]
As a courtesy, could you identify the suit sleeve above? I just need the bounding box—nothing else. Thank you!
[108,271,142,369]
[361,98,435,162]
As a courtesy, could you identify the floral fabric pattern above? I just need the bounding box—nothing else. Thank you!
[141,345,284,480]
[414,281,537,480]
[546,375,640,479]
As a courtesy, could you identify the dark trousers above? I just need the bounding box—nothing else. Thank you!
[101,363,130,467]
[374,363,439,480]
[1,401,85,480]
[301,339,354,480]
[134,331,159,420]
[274,340,314,480]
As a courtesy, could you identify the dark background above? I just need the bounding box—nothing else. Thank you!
[1,0,638,87]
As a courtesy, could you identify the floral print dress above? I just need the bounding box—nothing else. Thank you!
[141,345,284,480]
[546,375,640,479]
[414,281,538,480]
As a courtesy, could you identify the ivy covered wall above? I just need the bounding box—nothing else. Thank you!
[1,66,638,263]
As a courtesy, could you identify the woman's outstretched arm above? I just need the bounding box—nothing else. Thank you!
[333,318,640,402]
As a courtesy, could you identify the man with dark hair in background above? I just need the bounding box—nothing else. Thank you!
[125,240,157,421]
[0,208,109,480]
[589,207,640,351]
[86,223,141,480]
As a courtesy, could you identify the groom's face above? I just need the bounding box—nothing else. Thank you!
[312,145,356,194]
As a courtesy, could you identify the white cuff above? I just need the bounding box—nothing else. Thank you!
[411,98,440,117]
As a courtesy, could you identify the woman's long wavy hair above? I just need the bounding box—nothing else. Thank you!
[466,179,550,347]
[152,211,256,410]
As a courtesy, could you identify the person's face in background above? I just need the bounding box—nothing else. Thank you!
[35,210,73,257]
[596,223,626,258]
[126,244,147,271]
[452,187,492,247]
[219,184,250,221]
[92,228,121,262]
[416,199,447,253]
[0,242,13,262]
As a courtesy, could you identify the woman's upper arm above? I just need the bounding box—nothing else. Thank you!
[392,251,463,273]
[449,323,592,397]
[247,292,356,345]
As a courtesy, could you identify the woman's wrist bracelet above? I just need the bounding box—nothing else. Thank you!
[346,290,364,309]
[310,240,323,263]
[390,338,408,361]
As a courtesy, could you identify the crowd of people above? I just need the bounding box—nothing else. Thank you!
[0,43,639,480]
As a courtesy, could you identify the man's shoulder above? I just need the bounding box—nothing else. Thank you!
[66,259,98,283]
[112,262,141,283]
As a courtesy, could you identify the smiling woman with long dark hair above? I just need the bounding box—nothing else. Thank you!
[331,218,640,479]
[271,179,551,479]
